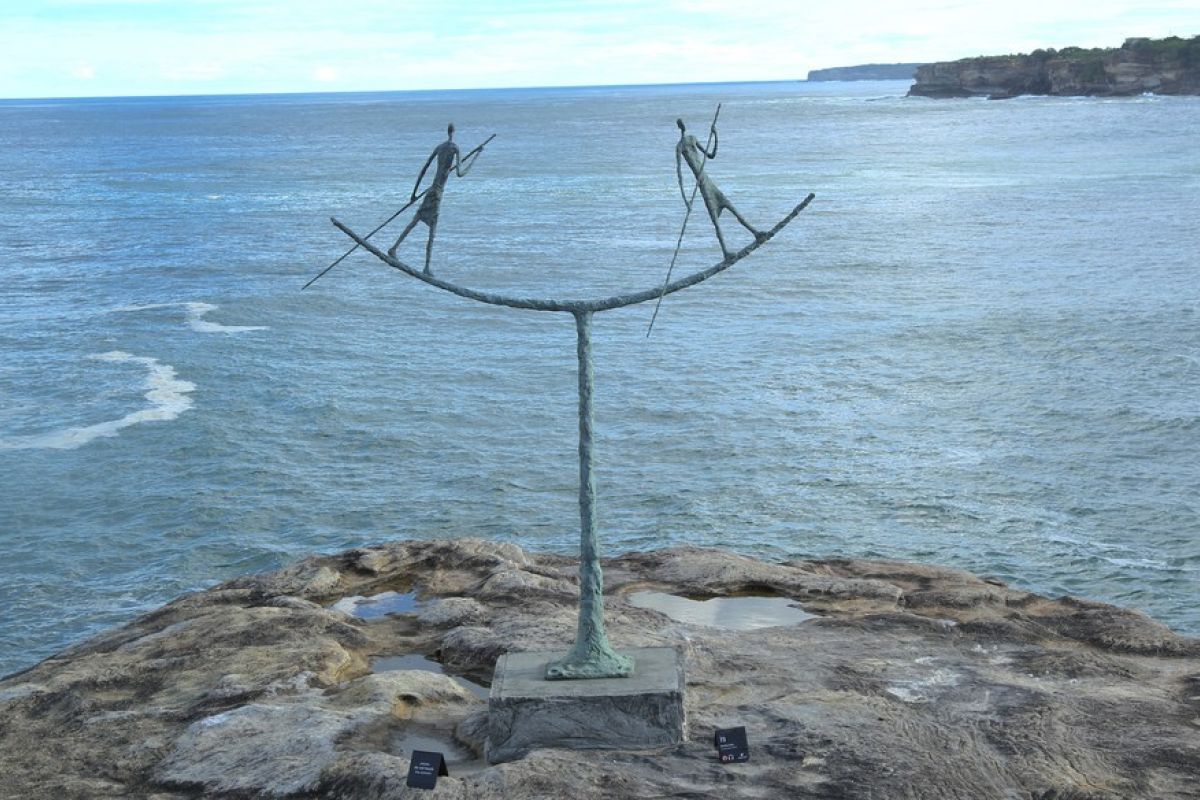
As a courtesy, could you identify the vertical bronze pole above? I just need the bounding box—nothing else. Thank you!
[546,310,634,679]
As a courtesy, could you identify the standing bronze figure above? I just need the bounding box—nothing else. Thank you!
[675,117,763,260]
[389,123,486,275]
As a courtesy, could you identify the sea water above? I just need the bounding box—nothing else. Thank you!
[0,81,1197,676]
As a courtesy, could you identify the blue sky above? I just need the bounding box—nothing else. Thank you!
[1,0,1197,98]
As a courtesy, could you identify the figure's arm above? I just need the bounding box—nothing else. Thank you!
[411,151,437,200]
[703,126,718,160]
[454,145,476,178]
[676,146,690,208]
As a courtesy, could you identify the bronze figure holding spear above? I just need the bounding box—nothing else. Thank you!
[675,116,763,260]
[389,122,487,275]
[302,125,493,289]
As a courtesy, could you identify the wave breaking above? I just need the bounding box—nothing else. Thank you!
[0,352,195,451]
[116,302,268,334]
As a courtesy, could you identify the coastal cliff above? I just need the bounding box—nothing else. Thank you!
[909,35,1200,98]
[1,539,1198,799]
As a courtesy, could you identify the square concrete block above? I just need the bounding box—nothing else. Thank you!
[487,647,685,764]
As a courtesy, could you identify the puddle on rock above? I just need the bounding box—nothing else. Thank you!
[332,591,420,619]
[626,590,815,630]
[372,653,490,700]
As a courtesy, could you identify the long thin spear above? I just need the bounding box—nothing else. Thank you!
[646,103,721,337]
[301,192,424,290]
[302,133,496,290]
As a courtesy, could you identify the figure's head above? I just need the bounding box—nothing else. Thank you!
[676,118,686,132]
[447,122,455,138]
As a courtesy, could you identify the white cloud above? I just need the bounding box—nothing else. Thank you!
[162,61,225,81]
[1,1,1197,97]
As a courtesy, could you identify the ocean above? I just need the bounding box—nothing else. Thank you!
[1,80,1197,677]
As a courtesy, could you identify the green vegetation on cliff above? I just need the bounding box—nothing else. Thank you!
[909,35,1200,98]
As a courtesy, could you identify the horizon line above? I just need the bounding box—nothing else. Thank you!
[0,76,918,104]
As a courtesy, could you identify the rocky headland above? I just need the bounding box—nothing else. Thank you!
[1,538,1198,799]
[909,35,1200,98]
[807,63,925,81]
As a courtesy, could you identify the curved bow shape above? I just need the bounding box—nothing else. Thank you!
[331,192,813,315]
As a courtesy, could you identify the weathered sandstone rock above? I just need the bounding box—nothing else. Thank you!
[910,35,1200,98]
[1,538,1197,798]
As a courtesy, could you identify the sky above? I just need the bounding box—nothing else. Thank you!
[1,0,1197,99]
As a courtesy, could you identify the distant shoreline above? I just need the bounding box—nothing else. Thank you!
[807,63,924,82]
[910,35,1200,98]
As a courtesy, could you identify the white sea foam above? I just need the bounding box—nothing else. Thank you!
[182,302,268,334]
[0,352,195,451]
[116,301,267,334]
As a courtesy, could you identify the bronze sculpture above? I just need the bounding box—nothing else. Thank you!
[320,110,814,679]
[675,117,763,260]
[388,123,487,275]
[302,125,493,290]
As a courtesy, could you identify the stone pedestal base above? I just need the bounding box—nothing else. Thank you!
[487,647,685,764]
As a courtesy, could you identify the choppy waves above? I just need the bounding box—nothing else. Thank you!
[1,83,1198,679]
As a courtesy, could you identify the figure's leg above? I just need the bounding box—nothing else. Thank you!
[703,195,735,260]
[724,201,765,240]
[705,208,734,257]
[388,217,421,257]
[423,220,438,275]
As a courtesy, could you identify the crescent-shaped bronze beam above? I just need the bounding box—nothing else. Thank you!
[330,192,813,314]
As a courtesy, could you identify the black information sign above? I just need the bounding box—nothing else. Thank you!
[406,750,449,790]
[714,726,750,763]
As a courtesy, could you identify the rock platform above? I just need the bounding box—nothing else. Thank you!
[1,538,1197,799]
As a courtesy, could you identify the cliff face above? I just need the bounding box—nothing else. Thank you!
[910,36,1200,98]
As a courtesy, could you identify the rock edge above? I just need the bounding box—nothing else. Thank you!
[1,538,1197,799]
